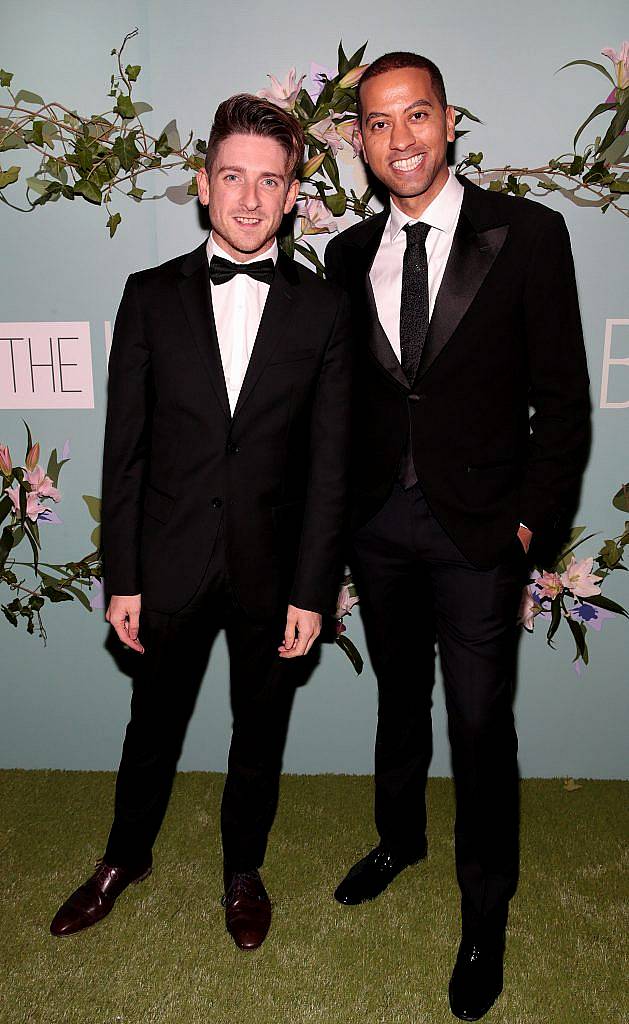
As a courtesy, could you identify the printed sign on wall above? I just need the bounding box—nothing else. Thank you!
[600,319,629,410]
[0,322,94,409]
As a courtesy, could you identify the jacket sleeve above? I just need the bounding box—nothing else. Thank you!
[101,274,153,596]
[289,289,353,615]
[519,212,591,534]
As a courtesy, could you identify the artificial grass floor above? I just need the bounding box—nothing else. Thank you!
[1,772,627,1024]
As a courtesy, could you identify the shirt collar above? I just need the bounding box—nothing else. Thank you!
[207,232,278,266]
[388,169,463,243]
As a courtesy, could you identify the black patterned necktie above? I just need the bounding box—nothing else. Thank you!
[209,254,275,286]
[399,221,431,384]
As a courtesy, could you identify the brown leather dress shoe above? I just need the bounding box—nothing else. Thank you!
[50,859,152,937]
[222,870,271,950]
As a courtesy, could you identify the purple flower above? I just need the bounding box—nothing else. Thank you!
[89,578,105,610]
[37,507,62,525]
[307,62,336,101]
[61,439,71,460]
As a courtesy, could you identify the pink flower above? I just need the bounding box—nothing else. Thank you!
[258,68,305,110]
[25,442,40,471]
[297,198,338,235]
[560,556,602,598]
[7,485,48,521]
[602,42,629,90]
[518,586,539,631]
[308,113,344,155]
[537,571,564,600]
[0,444,12,476]
[336,583,360,618]
[336,117,362,157]
[338,64,369,89]
[25,465,61,502]
[336,620,346,636]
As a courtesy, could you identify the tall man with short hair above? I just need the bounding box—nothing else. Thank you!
[51,94,352,951]
[325,52,590,1019]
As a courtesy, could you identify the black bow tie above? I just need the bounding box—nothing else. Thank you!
[209,254,275,286]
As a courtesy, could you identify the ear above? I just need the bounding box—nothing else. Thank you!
[283,176,300,215]
[445,105,456,145]
[196,168,210,206]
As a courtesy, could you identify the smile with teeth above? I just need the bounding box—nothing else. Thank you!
[235,216,261,225]
[391,153,426,172]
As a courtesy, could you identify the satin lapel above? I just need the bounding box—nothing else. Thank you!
[365,275,409,389]
[359,212,409,390]
[417,215,509,380]
[177,243,230,419]
[232,252,296,420]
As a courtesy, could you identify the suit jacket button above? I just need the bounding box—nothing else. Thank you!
[211,497,223,509]
[226,442,240,455]
[409,393,425,402]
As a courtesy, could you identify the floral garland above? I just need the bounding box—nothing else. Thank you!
[0,35,627,244]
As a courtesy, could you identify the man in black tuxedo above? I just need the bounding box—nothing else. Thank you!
[325,53,590,1019]
[50,94,351,950]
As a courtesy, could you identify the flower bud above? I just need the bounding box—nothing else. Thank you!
[301,152,326,178]
[25,442,40,471]
[339,64,369,89]
[0,444,12,477]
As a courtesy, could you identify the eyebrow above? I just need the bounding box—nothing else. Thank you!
[365,99,433,124]
[218,164,285,179]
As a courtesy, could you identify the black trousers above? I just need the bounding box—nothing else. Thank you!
[352,483,526,938]
[104,528,299,874]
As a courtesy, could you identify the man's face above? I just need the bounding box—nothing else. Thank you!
[358,67,456,214]
[196,133,300,261]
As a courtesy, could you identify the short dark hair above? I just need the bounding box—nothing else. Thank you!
[357,52,448,123]
[205,93,305,181]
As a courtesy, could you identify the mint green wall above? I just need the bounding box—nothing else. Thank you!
[1,0,627,777]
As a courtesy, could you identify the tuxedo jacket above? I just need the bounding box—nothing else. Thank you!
[324,176,591,567]
[101,242,352,618]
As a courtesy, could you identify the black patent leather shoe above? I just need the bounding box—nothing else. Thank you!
[334,843,426,905]
[448,936,504,1020]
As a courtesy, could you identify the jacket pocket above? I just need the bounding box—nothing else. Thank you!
[143,484,175,524]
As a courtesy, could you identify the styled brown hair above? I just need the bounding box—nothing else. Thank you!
[205,94,305,181]
[357,52,448,122]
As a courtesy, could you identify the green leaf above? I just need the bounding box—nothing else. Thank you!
[114,94,136,119]
[583,593,628,617]
[63,583,93,611]
[336,634,364,674]
[612,483,629,513]
[609,179,629,194]
[0,525,14,569]
[323,151,341,191]
[128,185,145,201]
[155,132,172,158]
[90,525,101,549]
[600,133,629,166]
[0,69,13,88]
[29,595,44,611]
[566,615,587,662]
[26,175,49,196]
[347,42,368,68]
[337,41,349,76]
[125,64,141,82]
[2,605,18,627]
[82,495,101,523]
[107,212,121,237]
[572,102,615,150]
[0,165,19,189]
[14,89,45,106]
[597,95,629,155]
[452,105,482,125]
[294,241,326,277]
[325,189,347,216]
[0,493,12,527]
[559,59,616,88]
[546,597,562,645]
[186,177,198,196]
[45,448,69,487]
[112,132,141,170]
[73,178,102,205]
[161,119,181,152]
[0,130,27,152]
[41,585,73,603]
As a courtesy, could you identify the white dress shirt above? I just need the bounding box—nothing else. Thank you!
[207,233,278,414]
[370,169,464,360]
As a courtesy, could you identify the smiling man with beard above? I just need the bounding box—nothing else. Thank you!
[50,94,352,952]
[325,52,590,1020]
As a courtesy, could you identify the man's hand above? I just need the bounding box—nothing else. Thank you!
[106,594,144,653]
[278,605,322,658]
[517,524,533,554]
